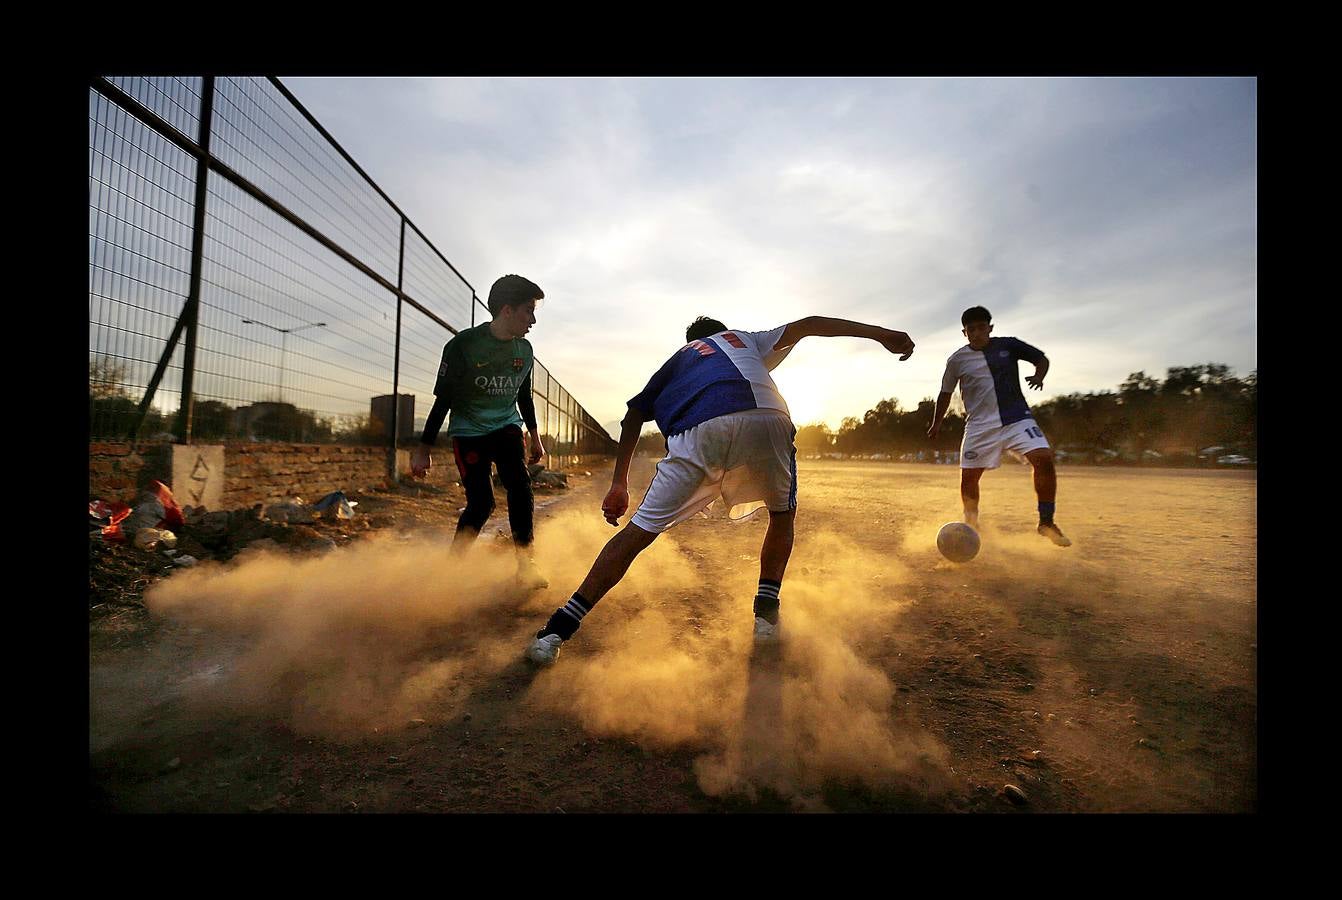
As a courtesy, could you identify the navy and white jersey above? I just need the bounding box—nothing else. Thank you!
[628,326,794,437]
[940,336,1046,431]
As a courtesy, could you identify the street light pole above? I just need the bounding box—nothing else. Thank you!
[241,317,327,402]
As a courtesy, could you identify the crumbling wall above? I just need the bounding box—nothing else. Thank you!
[90,441,583,511]
[88,442,173,501]
[91,442,451,511]
[221,444,395,509]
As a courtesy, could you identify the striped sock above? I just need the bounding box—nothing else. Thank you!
[539,592,591,640]
[754,579,781,625]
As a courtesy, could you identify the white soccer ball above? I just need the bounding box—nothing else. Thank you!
[937,522,981,563]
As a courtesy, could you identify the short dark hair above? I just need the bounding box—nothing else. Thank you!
[686,316,728,342]
[488,274,544,316]
[961,306,992,327]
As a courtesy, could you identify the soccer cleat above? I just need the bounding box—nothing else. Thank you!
[526,632,564,666]
[515,560,550,591]
[1037,522,1072,547]
[753,616,781,643]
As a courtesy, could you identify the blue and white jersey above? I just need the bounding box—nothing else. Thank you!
[628,326,794,437]
[940,336,1046,431]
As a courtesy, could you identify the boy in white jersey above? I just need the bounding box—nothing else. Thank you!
[927,306,1071,547]
[525,314,916,666]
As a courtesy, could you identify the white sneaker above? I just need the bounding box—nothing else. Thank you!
[1037,522,1072,547]
[753,616,781,643]
[526,633,564,666]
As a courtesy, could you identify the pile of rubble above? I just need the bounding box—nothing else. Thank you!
[512,464,572,491]
[89,484,374,608]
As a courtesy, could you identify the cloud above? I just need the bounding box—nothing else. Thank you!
[283,77,1257,430]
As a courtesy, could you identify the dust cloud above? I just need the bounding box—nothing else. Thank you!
[145,530,531,736]
[525,520,955,803]
[128,460,1255,809]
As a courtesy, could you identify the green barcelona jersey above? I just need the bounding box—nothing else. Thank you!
[433,323,534,438]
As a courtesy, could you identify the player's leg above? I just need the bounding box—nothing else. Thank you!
[959,425,1002,529]
[575,522,661,611]
[492,425,547,587]
[526,425,720,666]
[1003,419,1070,546]
[1025,447,1071,546]
[1025,447,1057,504]
[451,435,495,550]
[526,522,659,665]
[960,467,986,528]
[721,410,798,642]
[754,508,795,640]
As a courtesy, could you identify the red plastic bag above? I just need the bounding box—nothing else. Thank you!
[90,500,132,542]
[149,480,185,530]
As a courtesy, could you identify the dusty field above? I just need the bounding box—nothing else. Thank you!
[89,460,1256,813]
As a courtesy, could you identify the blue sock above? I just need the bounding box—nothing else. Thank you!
[1038,501,1055,524]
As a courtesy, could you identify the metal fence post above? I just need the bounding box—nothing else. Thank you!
[91,77,616,460]
[174,75,215,445]
[390,216,406,482]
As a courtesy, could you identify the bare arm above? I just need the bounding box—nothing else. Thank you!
[611,407,644,488]
[927,391,953,439]
[776,316,915,360]
[602,407,646,525]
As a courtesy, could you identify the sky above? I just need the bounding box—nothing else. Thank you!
[284,77,1257,437]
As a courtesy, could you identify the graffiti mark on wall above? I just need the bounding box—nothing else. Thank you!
[189,454,211,505]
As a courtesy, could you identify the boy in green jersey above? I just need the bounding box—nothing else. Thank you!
[410,274,548,588]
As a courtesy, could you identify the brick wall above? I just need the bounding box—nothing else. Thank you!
[88,442,172,502]
[89,442,442,511]
[90,441,600,511]
[220,444,398,509]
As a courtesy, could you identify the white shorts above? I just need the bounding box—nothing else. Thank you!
[960,418,1050,469]
[630,409,797,534]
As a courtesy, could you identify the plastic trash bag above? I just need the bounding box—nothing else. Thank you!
[123,481,186,535]
[151,481,185,530]
[312,491,358,520]
[90,500,132,541]
[134,527,178,551]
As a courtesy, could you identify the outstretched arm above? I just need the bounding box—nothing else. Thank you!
[776,316,915,359]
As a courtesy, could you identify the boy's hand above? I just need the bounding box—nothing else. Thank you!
[602,485,630,526]
[1025,374,1045,390]
[410,445,432,478]
[881,330,916,360]
[527,430,545,465]
[927,421,941,440]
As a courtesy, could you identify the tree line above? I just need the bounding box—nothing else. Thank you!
[634,363,1256,466]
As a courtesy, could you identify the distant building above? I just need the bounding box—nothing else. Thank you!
[371,394,415,442]
[232,401,293,438]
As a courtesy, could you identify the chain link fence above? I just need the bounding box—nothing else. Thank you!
[89,76,616,467]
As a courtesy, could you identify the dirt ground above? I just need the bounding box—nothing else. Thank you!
[89,459,1256,813]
